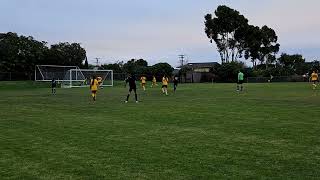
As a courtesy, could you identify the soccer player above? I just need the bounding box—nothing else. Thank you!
[140,75,147,91]
[237,70,244,91]
[173,76,178,93]
[97,76,103,89]
[310,70,319,90]
[51,78,57,95]
[125,74,138,103]
[162,75,169,95]
[90,75,99,101]
[151,76,158,87]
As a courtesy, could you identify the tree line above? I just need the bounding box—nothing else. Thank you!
[100,59,174,80]
[210,54,319,82]
[0,32,87,78]
[0,32,174,80]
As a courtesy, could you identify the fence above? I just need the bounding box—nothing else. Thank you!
[247,75,307,83]
[0,72,169,82]
[1,72,310,84]
[1,72,127,82]
[0,72,33,81]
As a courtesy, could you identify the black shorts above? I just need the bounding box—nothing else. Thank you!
[129,86,137,92]
[142,83,146,86]
[52,84,56,88]
[238,80,244,84]
[91,90,97,94]
[162,85,168,88]
[312,80,317,84]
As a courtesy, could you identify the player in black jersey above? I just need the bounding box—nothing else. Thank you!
[125,74,138,103]
[173,76,178,93]
[51,78,57,95]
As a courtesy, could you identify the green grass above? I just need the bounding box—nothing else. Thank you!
[0,81,319,179]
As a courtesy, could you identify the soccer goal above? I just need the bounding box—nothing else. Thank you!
[35,65,113,88]
[62,69,113,88]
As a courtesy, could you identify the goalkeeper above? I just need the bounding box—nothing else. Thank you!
[125,74,138,103]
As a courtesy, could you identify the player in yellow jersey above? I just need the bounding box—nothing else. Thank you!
[310,70,319,90]
[97,76,103,89]
[162,75,169,95]
[90,75,99,101]
[151,76,158,87]
[140,75,147,91]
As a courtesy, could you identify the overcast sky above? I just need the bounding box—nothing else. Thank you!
[1,0,319,67]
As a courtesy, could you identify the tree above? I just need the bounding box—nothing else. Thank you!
[122,59,149,74]
[123,59,137,74]
[83,56,89,69]
[0,32,88,79]
[216,61,245,82]
[240,25,261,68]
[0,32,48,77]
[101,61,124,73]
[135,59,148,67]
[46,42,86,67]
[205,5,249,63]
[151,63,174,77]
[204,6,280,67]
[278,53,305,75]
[0,32,22,72]
[259,25,280,69]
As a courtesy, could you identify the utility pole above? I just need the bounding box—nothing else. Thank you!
[178,54,186,67]
[94,58,101,70]
[95,58,101,67]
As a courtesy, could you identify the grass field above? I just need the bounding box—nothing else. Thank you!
[0,81,319,179]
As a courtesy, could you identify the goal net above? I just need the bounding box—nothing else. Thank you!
[35,65,80,82]
[35,65,113,88]
[62,69,113,88]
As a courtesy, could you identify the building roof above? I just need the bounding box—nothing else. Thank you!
[179,62,219,68]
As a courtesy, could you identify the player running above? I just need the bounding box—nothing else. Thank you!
[173,76,178,93]
[51,78,57,95]
[140,75,147,91]
[125,74,138,103]
[151,76,158,87]
[90,75,99,101]
[162,75,169,95]
[310,70,319,90]
[237,70,244,92]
